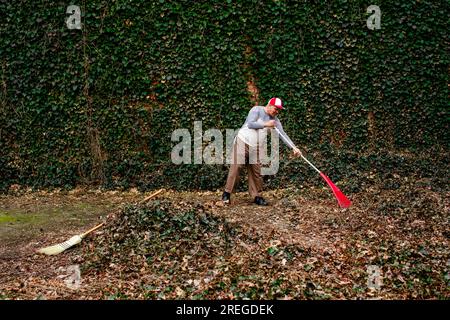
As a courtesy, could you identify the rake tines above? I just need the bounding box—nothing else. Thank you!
[37,235,83,255]
[37,224,103,255]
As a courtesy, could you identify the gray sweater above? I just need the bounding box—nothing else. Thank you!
[237,106,296,148]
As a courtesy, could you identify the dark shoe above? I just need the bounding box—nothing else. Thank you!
[254,196,268,206]
[222,191,231,204]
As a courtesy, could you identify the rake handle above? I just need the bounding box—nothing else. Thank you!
[139,189,164,204]
[81,223,104,238]
[300,154,321,174]
[274,128,321,174]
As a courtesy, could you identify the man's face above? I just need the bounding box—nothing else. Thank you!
[267,104,280,117]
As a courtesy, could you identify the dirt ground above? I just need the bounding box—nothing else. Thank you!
[0,184,448,300]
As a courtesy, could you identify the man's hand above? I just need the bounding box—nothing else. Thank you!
[293,147,302,157]
[264,120,276,128]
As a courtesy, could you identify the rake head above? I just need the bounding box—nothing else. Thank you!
[320,172,352,208]
[37,235,83,255]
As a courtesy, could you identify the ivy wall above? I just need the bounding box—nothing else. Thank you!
[0,0,448,191]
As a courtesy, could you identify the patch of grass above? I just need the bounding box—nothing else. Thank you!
[0,211,42,224]
[0,214,16,224]
[0,201,110,244]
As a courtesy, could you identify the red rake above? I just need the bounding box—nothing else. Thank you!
[274,128,352,208]
[301,155,352,208]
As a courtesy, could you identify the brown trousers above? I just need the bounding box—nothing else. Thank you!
[224,138,263,198]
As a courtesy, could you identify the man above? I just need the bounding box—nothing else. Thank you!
[222,97,302,205]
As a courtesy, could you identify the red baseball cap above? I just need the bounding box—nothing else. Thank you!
[268,97,283,109]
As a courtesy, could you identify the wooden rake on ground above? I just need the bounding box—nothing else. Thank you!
[37,189,164,255]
